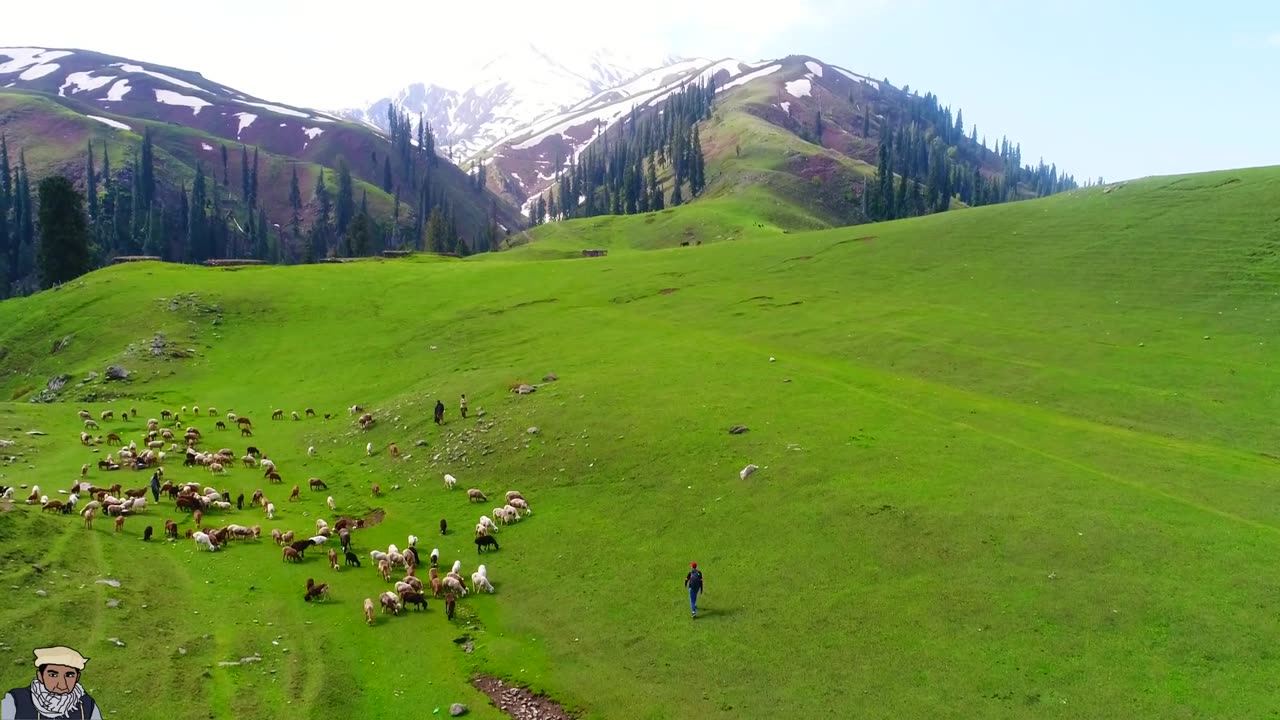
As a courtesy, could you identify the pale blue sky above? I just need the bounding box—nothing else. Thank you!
[3,0,1275,182]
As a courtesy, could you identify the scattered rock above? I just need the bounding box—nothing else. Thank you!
[415,440,428,447]
[85,371,98,381]
[527,427,539,435]
[46,374,70,393]
[449,704,468,717]
[218,661,241,667]
[240,655,262,664]
[769,357,776,363]
[51,335,73,354]
[106,599,120,608]
[471,676,573,720]
[739,464,759,480]
[0,439,12,448]
[477,409,486,418]
[542,373,559,382]
[33,590,47,597]
[178,647,186,655]
[105,366,130,381]
[109,638,124,647]
[514,384,536,395]
[25,431,46,436]
[150,333,167,357]
[728,425,749,435]
[96,579,121,588]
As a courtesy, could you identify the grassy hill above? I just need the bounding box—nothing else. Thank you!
[1,166,1279,718]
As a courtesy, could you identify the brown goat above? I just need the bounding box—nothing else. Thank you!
[364,598,375,625]
[289,485,301,502]
[283,547,301,562]
[114,515,125,533]
[389,443,400,459]
[106,433,122,446]
[165,519,178,538]
[371,483,381,497]
[328,548,339,571]
[266,470,283,484]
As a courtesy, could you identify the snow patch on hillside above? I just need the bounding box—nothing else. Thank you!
[87,115,131,130]
[19,63,60,80]
[805,61,824,77]
[201,143,214,151]
[718,64,781,92]
[832,66,880,90]
[302,127,324,139]
[236,99,309,118]
[59,71,116,96]
[0,48,73,75]
[154,89,211,115]
[104,79,132,101]
[780,102,790,114]
[113,63,205,92]
[785,78,812,98]
[234,112,257,137]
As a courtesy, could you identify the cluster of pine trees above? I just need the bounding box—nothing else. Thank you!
[865,91,1077,221]
[528,80,714,225]
[0,136,36,297]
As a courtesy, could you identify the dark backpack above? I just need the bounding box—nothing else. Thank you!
[687,569,703,589]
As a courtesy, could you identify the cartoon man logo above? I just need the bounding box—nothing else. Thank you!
[1,646,101,719]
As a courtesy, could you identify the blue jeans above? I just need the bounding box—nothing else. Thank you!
[689,587,700,614]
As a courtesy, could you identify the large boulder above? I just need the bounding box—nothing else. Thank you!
[449,703,468,717]
[46,374,70,393]
[105,365,130,381]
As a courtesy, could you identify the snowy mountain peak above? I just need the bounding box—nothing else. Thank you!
[337,45,676,161]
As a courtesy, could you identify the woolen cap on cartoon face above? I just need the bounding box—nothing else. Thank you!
[33,647,89,670]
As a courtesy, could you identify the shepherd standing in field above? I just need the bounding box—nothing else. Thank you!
[685,562,704,619]
[149,471,161,502]
[433,400,445,425]
[459,394,468,419]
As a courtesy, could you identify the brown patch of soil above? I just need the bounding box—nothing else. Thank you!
[472,676,576,720]
[658,288,678,295]
[339,508,385,528]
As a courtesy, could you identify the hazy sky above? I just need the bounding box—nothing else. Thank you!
[2,0,1277,182]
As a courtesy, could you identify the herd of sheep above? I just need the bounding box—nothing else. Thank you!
[1,401,536,627]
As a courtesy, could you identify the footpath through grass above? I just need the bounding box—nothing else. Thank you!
[1,167,1279,718]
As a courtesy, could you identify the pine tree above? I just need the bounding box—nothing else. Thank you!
[335,158,354,239]
[36,175,91,289]
[139,129,155,209]
[0,135,9,296]
[288,166,303,239]
[424,207,446,252]
[813,111,824,147]
[189,164,208,262]
[240,146,250,202]
[220,144,229,186]
[313,169,332,257]
[85,141,98,222]
[16,151,34,283]
[382,156,393,193]
[348,211,371,257]
[250,148,259,209]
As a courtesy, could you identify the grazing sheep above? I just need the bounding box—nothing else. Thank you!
[388,551,406,569]
[339,528,351,552]
[271,528,283,544]
[370,550,389,565]
[281,530,295,545]
[450,559,462,576]
[78,410,91,421]
[289,485,301,502]
[349,405,363,415]
[209,462,225,475]
[408,534,418,549]
[273,410,284,420]
[475,535,499,553]
[80,432,93,446]
[474,523,489,538]
[445,592,457,620]
[467,488,487,503]
[236,493,245,510]
[208,407,217,417]
[242,454,257,468]
[505,491,524,502]
[444,474,458,490]
[192,406,200,416]
[430,548,440,567]
[307,446,316,457]
[443,575,468,596]
[345,551,361,567]
[80,464,89,478]
[293,412,300,421]
[82,507,96,529]
[328,548,339,571]
[380,592,400,615]
[309,535,328,546]
[401,591,428,611]
[303,578,329,602]
[402,575,424,593]
[472,569,494,593]
[431,576,443,598]
[358,413,375,430]
[363,598,375,625]
[371,483,381,497]
[84,419,99,430]
[440,518,448,535]
[100,410,113,421]
[327,496,336,511]
[252,489,265,506]
[106,433,122,446]
[266,503,275,520]
[479,515,498,533]
[41,500,65,514]
[164,519,178,538]
[378,558,392,582]
[143,526,154,541]
[493,507,512,525]
[394,581,414,597]
[193,532,218,552]
[502,504,521,522]
[366,442,373,457]
[389,443,400,459]
[510,497,531,515]
[114,515,125,533]
[316,518,329,532]
[216,421,227,431]
[266,470,282,484]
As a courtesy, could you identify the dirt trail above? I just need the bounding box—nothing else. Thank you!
[471,676,576,719]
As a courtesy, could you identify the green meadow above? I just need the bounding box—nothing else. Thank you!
[1,166,1278,719]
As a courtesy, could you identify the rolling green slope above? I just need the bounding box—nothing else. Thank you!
[1,167,1278,719]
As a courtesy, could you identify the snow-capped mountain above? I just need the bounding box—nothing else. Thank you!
[338,43,677,160]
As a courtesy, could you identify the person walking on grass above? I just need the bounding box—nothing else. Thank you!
[460,394,468,420]
[433,400,445,425]
[685,562,704,618]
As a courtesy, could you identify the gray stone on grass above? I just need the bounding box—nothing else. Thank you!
[449,703,468,716]
[105,366,130,381]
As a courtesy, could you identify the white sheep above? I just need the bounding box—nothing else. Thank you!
[443,575,467,596]
[443,473,458,490]
[472,567,494,593]
[366,442,373,456]
[292,411,300,421]
[266,502,276,520]
[510,497,531,515]
[309,535,328,545]
[307,446,316,457]
[430,548,440,566]
[474,523,489,537]
[349,405,362,415]
[132,497,147,512]
[193,532,218,552]
[505,490,524,502]
[262,458,276,472]
[369,550,389,565]
[479,515,498,532]
[407,534,418,549]
[450,559,462,576]
[213,501,231,510]
[740,464,759,480]
[327,496,336,511]
[316,518,329,531]
[394,581,414,596]
[503,504,521,522]
[227,412,237,422]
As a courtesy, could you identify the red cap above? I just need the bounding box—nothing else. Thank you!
[690,562,697,568]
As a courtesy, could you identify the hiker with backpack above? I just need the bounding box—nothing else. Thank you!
[685,562,704,618]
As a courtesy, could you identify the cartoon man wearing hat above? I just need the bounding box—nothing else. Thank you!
[1,646,101,719]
